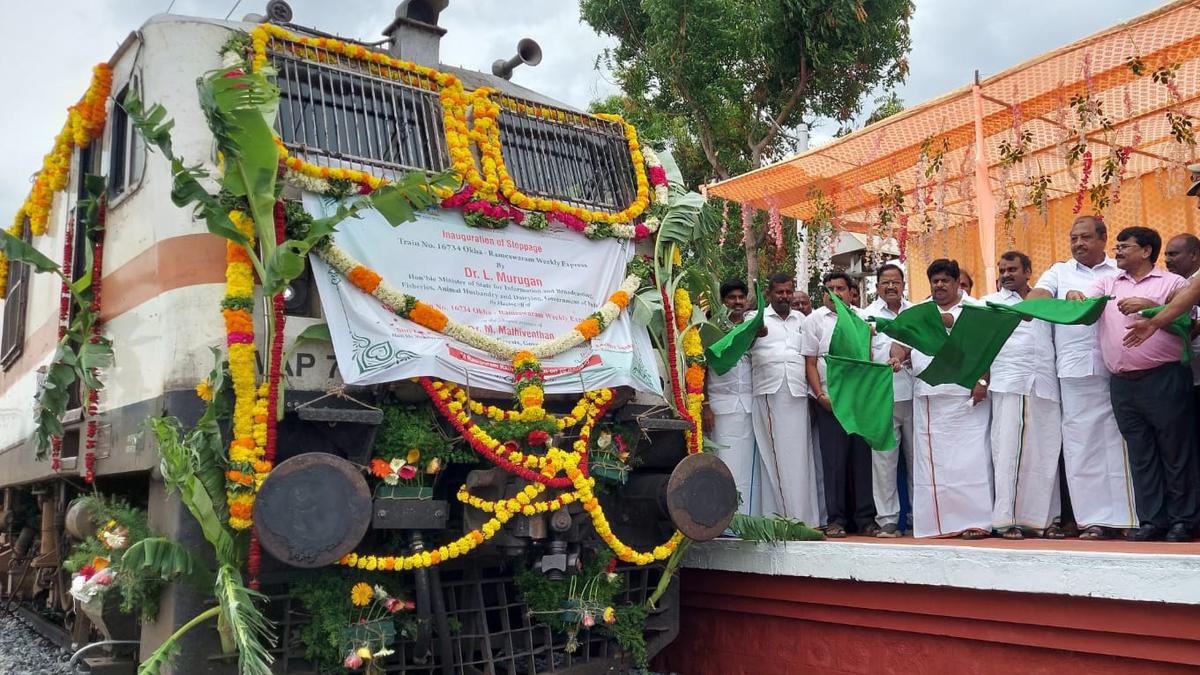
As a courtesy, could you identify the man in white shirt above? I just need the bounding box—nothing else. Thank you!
[1163,234,1200,442]
[982,251,1062,539]
[703,279,759,516]
[892,259,993,539]
[802,271,877,537]
[864,263,913,538]
[1028,216,1136,539]
[747,272,822,524]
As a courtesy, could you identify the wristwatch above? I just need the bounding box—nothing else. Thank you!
[977,378,989,387]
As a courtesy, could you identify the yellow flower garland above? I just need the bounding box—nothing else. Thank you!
[223,211,264,530]
[250,24,467,200]
[478,89,652,224]
[246,24,652,226]
[2,63,113,298]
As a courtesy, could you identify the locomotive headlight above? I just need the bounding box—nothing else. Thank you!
[283,278,308,313]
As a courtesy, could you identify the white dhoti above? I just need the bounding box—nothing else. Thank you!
[751,389,821,524]
[990,392,1062,532]
[873,399,915,528]
[912,393,993,538]
[1059,375,1137,529]
[712,410,758,516]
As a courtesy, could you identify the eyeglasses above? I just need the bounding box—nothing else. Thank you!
[1113,243,1144,252]
[878,280,903,286]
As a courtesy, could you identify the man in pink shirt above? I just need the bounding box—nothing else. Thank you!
[1069,226,1199,542]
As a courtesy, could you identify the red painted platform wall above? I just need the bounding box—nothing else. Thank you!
[653,569,1200,675]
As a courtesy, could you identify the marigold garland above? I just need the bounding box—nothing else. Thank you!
[222,211,263,531]
[317,241,645,361]
[1,64,113,298]
[247,24,660,239]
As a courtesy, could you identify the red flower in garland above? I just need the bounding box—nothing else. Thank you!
[527,430,549,446]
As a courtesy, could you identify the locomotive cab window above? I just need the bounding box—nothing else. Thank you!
[0,218,32,370]
[269,41,450,177]
[108,82,147,200]
[497,102,637,213]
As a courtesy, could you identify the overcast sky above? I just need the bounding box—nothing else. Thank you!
[0,0,1164,223]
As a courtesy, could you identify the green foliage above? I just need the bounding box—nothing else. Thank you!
[63,495,174,620]
[582,0,913,179]
[0,227,60,274]
[373,404,475,465]
[140,350,277,675]
[863,90,907,128]
[514,549,649,668]
[291,569,418,673]
[582,0,914,278]
[610,603,649,668]
[729,513,825,543]
[476,416,559,446]
[3,174,114,458]
[214,564,275,675]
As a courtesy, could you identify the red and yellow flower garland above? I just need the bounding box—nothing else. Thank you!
[246,24,656,236]
[49,217,76,472]
[223,211,266,530]
[82,193,108,483]
[2,63,112,298]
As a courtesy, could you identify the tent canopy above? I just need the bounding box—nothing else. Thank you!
[707,0,1200,236]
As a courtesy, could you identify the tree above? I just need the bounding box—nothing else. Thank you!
[581,0,914,279]
[864,91,906,126]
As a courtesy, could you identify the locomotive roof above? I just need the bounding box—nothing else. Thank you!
[139,13,579,112]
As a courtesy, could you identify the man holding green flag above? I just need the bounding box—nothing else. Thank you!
[1069,226,1199,542]
[702,279,761,517]
[890,259,994,539]
[982,251,1062,540]
[802,271,888,537]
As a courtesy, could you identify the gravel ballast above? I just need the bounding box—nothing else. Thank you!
[0,612,75,675]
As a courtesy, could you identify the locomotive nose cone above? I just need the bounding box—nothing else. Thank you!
[254,453,372,567]
[665,453,738,541]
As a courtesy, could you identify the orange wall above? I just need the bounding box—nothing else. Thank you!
[655,569,1200,675]
[905,172,1200,300]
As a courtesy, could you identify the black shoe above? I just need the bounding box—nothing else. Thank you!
[1128,524,1164,541]
[1166,523,1194,543]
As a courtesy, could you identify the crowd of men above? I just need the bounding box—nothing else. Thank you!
[704,215,1200,542]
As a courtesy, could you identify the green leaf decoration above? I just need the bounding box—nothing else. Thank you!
[294,322,331,344]
[215,564,276,675]
[729,514,825,543]
[0,227,61,274]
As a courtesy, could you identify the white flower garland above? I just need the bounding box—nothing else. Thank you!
[316,241,645,361]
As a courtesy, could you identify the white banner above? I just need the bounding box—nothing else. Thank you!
[307,194,662,395]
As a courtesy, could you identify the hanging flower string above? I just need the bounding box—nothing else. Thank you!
[343,448,682,571]
[2,64,112,298]
[49,217,77,472]
[222,212,266,531]
[82,193,108,484]
[246,200,289,589]
[253,23,660,239]
[420,378,614,487]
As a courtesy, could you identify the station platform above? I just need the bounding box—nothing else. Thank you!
[653,536,1200,674]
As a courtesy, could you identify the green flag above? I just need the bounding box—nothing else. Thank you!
[827,296,896,450]
[918,304,1022,389]
[879,296,1113,391]
[872,301,949,356]
[1140,305,1193,365]
[987,295,1110,324]
[704,285,766,376]
[829,294,871,361]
